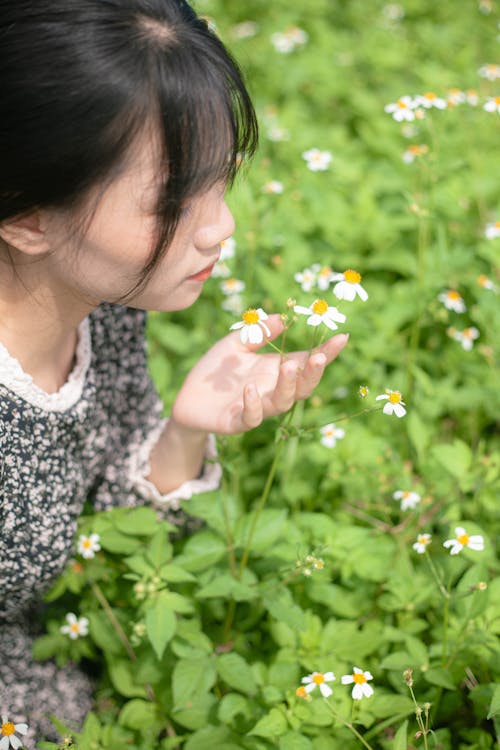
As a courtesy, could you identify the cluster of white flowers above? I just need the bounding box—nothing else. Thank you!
[294,266,368,301]
[385,84,499,121]
[270,25,308,53]
[298,667,374,701]
[412,526,484,556]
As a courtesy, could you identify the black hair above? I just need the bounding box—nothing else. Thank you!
[0,0,258,298]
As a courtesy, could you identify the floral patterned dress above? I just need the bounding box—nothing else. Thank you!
[0,303,220,746]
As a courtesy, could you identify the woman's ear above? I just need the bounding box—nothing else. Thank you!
[0,210,51,256]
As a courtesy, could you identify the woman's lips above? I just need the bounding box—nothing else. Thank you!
[187,261,217,282]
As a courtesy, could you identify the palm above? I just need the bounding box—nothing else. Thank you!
[171,315,348,434]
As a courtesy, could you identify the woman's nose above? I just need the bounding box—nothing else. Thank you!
[195,201,235,250]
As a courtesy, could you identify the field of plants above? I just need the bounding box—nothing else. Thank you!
[33,1,499,748]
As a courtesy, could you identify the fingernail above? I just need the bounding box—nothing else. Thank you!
[285,367,298,380]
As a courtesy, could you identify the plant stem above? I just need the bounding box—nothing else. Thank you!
[424,550,449,600]
[322,699,375,750]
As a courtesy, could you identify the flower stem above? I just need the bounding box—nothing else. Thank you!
[424,550,449,600]
[323,699,374,750]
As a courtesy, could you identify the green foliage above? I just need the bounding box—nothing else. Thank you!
[34,1,500,749]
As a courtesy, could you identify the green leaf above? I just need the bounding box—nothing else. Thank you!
[393,720,408,750]
[487,684,500,719]
[108,659,147,698]
[146,528,173,568]
[89,610,125,656]
[145,591,177,660]
[216,652,258,695]
[248,707,288,738]
[99,528,141,554]
[32,634,63,661]
[172,693,217,730]
[370,694,415,719]
[159,563,196,583]
[407,411,430,460]
[379,651,413,671]
[218,693,252,725]
[184,726,234,750]
[123,554,155,578]
[196,573,258,602]
[175,530,227,572]
[172,657,217,709]
[118,699,158,730]
[279,731,313,750]
[235,509,288,555]
[262,589,306,632]
[114,506,160,536]
[424,667,456,690]
[432,439,472,479]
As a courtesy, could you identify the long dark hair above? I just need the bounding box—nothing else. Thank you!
[0,0,258,296]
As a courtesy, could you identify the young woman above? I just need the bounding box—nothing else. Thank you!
[0,0,348,742]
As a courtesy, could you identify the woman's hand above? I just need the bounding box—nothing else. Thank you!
[170,315,348,435]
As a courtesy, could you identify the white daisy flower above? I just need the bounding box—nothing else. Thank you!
[449,327,480,350]
[313,265,335,291]
[331,269,368,301]
[267,124,290,142]
[443,526,484,555]
[0,716,29,750]
[271,26,308,53]
[220,278,245,296]
[230,308,271,345]
[393,489,421,511]
[301,671,336,698]
[231,21,259,40]
[262,180,284,194]
[60,613,89,640]
[384,96,418,121]
[478,64,500,80]
[302,148,332,171]
[477,274,496,291]
[438,290,466,313]
[413,533,432,554]
[294,299,346,331]
[447,88,466,107]
[484,96,500,114]
[219,237,236,261]
[211,260,231,279]
[485,221,500,239]
[77,533,101,559]
[319,423,345,448]
[466,89,479,106]
[341,668,374,700]
[294,267,318,292]
[402,144,429,163]
[416,92,447,109]
[221,294,244,316]
[375,389,406,418]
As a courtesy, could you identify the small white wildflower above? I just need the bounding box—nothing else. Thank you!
[331,269,368,301]
[393,489,421,511]
[384,96,418,121]
[301,671,336,697]
[484,96,500,114]
[449,327,480,350]
[221,294,244,316]
[485,221,500,239]
[231,21,259,40]
[294,299,346,331]
[402,144,429,163]
[220,278,245,296]
[478,64,500,80]
[302,148,332,171]
[375,389,406,418]
[77,533,101,559]
[341,668,374,700]
[294,267,318,292]
[319,423,345,448]
[443,526,484,555]
[262,180,284,194]
[211,260,231,279]
[466,89,479,106]
[413,533,432,554]
[314,265,335,291]
[447,88,466,107]
[267,124,290,141]
[0,716,29,750]
[438,290,466,313]
[416,92,447,109]
[477,274,496,291]
[60,613,89,640]
[219,237,236,261]
[229,308,271,345]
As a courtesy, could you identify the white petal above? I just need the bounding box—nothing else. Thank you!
[364,671,373,681]
[393,491,403,499]
[352,683,363,700]
[229,321,244,331]
[382,402,393,415]
[294,305,313,315]
[260,322,271,337]
[393,403,406,417]
[14,725,28,735]
[443,539,454,548]
[468,536,484,550]
[375,394,388,401]
[323,672,336,682]
[362,683,374,698]
[304,682,316,693]
[352,667,363,674]
[322,316,339,331]
[301,675,313,684]
[327,308,346,323]
[0,718,7,726]
[330,273,344,281]
[455,527,466,537]
[341,675,354,684]
[0,737,9,750]
[248,325,264,344]
[239,327,249,344]
[321,436,336,448]
[257,308,268,320]
[320,683,333,697]
[306,315,322,326]
[355,284,369,301]
[10,736,22,750]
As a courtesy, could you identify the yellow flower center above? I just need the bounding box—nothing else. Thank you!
[388,391,402,404]
[70,623,80,633]
[402,491,410,498]
[312,673,325,684]
[344,269,361,284]
[312,299,329,315]
[319,266,332,276]
[463,329,474,339]
[457,533,469,546]
[397,99,408,108]
[296,686,307,698]
[1,723,16,737]
[242,309,259,325]
[424,92,436,100]
[353,672,367,684]
[418,535,428,545]
[495,97,500,105]
[477,275,488,286]
[82,539,92,548]
[495,221,500,229]
[447,291,461,300]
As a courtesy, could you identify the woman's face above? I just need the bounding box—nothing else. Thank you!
[42,134,235,312]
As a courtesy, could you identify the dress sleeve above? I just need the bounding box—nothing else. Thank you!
[90,305,221,514]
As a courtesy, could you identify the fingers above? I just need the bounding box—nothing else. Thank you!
[316,332,350,363]
[241,383,264,429]
[294,352,327,401]
[270,360,300,413]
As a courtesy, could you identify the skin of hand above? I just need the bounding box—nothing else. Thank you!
[170,314,349,435]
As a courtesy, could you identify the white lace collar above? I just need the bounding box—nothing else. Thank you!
[0,317,91,412]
